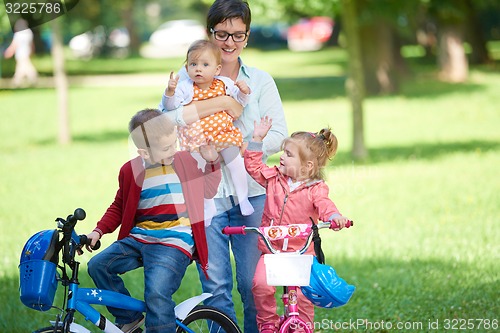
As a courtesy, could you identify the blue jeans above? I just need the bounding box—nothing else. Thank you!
[88,237,191,333]
[197,194,265,333]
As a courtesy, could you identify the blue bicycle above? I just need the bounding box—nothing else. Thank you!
[19,208,241,333]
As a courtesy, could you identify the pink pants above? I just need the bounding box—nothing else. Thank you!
[252,256,314,331]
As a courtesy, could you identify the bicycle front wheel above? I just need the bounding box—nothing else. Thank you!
[176,305,241,333]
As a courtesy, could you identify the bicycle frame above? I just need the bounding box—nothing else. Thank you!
[21,209,223,333]
[223,221,352,333]
[58,286,212,333]
[52,222,214,333]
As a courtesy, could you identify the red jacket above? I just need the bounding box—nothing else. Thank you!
[94,151,221,277]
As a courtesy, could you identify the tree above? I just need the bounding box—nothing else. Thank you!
[341,0,367,160]
[426,0,469,82]
[51,18,70,145]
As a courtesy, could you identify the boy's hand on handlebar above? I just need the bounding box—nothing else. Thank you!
[85,231,101,252]
[330,216,350,231]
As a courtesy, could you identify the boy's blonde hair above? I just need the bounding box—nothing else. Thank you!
[129,108,175,149]
[185,40,222,64]
[282,128,338,180]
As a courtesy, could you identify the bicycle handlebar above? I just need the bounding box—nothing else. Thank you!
[57,208,101,263]
[223,226,247,235]
[223,220,352,235]
[222,220,353,254]
[79,234,101,251]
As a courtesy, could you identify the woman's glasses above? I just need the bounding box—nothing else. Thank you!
[210,29,248,43]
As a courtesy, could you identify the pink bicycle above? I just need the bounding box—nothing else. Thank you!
[222,220,354,333]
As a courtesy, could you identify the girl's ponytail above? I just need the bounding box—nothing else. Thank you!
[317,128,338,160]
[283,127,339,180]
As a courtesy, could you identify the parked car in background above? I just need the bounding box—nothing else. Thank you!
[287,16,334,52]
[140,19,207,58]
[248,23,288,50]
[68,26,130,59]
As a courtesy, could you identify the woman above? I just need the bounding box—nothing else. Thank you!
[160,1,288,332]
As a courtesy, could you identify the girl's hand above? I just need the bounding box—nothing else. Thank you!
[85,231,101,252]
[330,216,349,231]
[165,71,179,96]
[252,117,272,142]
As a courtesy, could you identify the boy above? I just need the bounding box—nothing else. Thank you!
[85,108,221,333]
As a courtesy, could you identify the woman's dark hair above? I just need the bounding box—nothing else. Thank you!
[206,0,251,32]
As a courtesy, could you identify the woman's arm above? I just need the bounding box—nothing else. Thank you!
[182,96,243,125]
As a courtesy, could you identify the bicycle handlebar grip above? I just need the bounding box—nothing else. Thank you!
[79,234,101,251]
[222,226,246,235]
[91,240,101,251]
[330,220,354,229]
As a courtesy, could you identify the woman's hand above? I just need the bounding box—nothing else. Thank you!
[222,96,244,119]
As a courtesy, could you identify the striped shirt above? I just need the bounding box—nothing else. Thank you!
[130,163,194,257]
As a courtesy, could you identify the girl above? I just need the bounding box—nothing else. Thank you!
[244,117,350,333]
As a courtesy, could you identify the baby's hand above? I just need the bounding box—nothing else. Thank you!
[235,80,250,95]
[252,117,272,142]
[199,140,219,163]
[166,71,179,96]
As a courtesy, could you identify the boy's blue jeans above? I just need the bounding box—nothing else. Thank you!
[197,194,265,333]
[87,236,190,333]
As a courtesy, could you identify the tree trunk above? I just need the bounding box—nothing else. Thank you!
[122,1,140,55]
[51,19,70,145]
[463,0,491,64]
[360,20,405,95]
[438,25,468,83]
[342,0,368,161]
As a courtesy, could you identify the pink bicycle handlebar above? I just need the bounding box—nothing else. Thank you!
[222,220,353,254]
[222,226,247,235]
[330,220,354,229]
[222,221,353,236]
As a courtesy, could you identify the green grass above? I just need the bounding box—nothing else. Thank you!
[1,47,499,332]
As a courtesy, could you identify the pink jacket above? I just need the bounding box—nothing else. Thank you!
[244,142,341,254]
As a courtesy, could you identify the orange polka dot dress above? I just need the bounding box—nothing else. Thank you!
[178,78,243,152]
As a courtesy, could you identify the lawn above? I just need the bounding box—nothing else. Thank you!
[0,46,499,332]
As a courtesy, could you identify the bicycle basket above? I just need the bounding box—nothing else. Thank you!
[264,253,313,286]
[19,229,60,311]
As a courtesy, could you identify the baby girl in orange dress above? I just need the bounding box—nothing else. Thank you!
[162,40,254,218]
